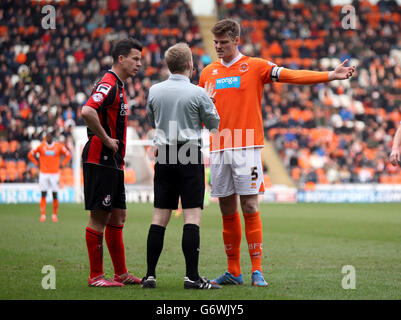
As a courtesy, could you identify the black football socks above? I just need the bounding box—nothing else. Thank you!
[182,224,200,282]
[146,224,166,279]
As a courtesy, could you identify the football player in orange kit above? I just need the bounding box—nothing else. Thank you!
[199,19,355,287]
[28,131,71,222]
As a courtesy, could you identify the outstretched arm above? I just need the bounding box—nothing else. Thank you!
[328,59,356,80]
[278,59,355,84]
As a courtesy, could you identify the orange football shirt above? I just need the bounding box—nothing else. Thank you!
[28,141,71,174]
[199,55,274,152]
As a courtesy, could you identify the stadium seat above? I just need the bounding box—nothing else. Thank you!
[9,140,19,153]
[0,140,8,154]
[5,161,16,171]
[7,167,18,182]
[303,181,316,191]
[61,167,74,186]
[263,174,271,189]
[0,168,7,182]
[2,0,400,190]
[124,168,136,184]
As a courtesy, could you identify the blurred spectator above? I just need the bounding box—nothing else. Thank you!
[0,0,207,182]
[1,0,401,187]
[220,0,401,187]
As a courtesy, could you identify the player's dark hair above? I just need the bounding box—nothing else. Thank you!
[211,19,240,40]
[111,38,143,64]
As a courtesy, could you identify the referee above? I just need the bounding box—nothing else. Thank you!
[142,43,221,289]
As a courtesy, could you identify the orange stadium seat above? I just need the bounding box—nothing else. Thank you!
[5,161,16,171]
[7,167,18,182]
[61,167,75,186]
[291,167,301,181]
[0,168,7,182]
[17,159,26,171]
[9,140,19,153]
[17,160,26,179]
[30,167,39,178]
[0,140,8,154]
[0,26,8,36]
[304,181,316,191]
[124,168,136,184]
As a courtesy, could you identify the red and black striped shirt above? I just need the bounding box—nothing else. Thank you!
[82,70,128,170]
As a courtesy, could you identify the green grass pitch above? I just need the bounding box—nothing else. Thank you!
[0,202,400,300]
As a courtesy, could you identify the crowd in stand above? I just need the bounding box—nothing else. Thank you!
[0,0,210,183]
[220,0,401,186]
[1,0,401,187]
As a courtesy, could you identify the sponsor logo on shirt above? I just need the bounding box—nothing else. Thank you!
[212,69,218,75]
[215,76,241,90]
[44,150,56,156]
[120,103,128,116]
[119,92,128,116]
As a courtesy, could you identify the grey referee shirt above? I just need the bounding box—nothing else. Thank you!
[146,74,220,147]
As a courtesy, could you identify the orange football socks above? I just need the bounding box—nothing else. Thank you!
[40,196,46,215]
[244,211,263,273]
[52,199,59,215]
[222,212,242,277]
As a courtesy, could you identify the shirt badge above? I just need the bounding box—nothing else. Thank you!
[239,63,249,72]
[92,93,104,102]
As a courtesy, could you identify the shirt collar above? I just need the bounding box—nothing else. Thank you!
[108,69,124,87]
[221,53,243,68]
[169,73,190,82]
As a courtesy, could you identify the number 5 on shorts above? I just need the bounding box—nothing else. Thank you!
[251,167,258,181]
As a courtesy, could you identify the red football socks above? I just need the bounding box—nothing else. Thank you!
[222,212,242,277]
[105,224,128,276]
[85,227,104,279]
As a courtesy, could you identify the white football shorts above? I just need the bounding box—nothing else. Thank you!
[209,148,265,198]
[39,172,60,193]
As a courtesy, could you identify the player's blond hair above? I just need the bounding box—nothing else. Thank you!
[211,19,241,40]
[165,42,192,74]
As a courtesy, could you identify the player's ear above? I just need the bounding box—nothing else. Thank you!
[233,36,240,46]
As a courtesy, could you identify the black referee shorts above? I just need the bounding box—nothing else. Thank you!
[83,163,126,212]
[154,144,205,210]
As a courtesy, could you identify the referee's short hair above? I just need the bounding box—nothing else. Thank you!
[165,42,192,74]
[112,38,143,64]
